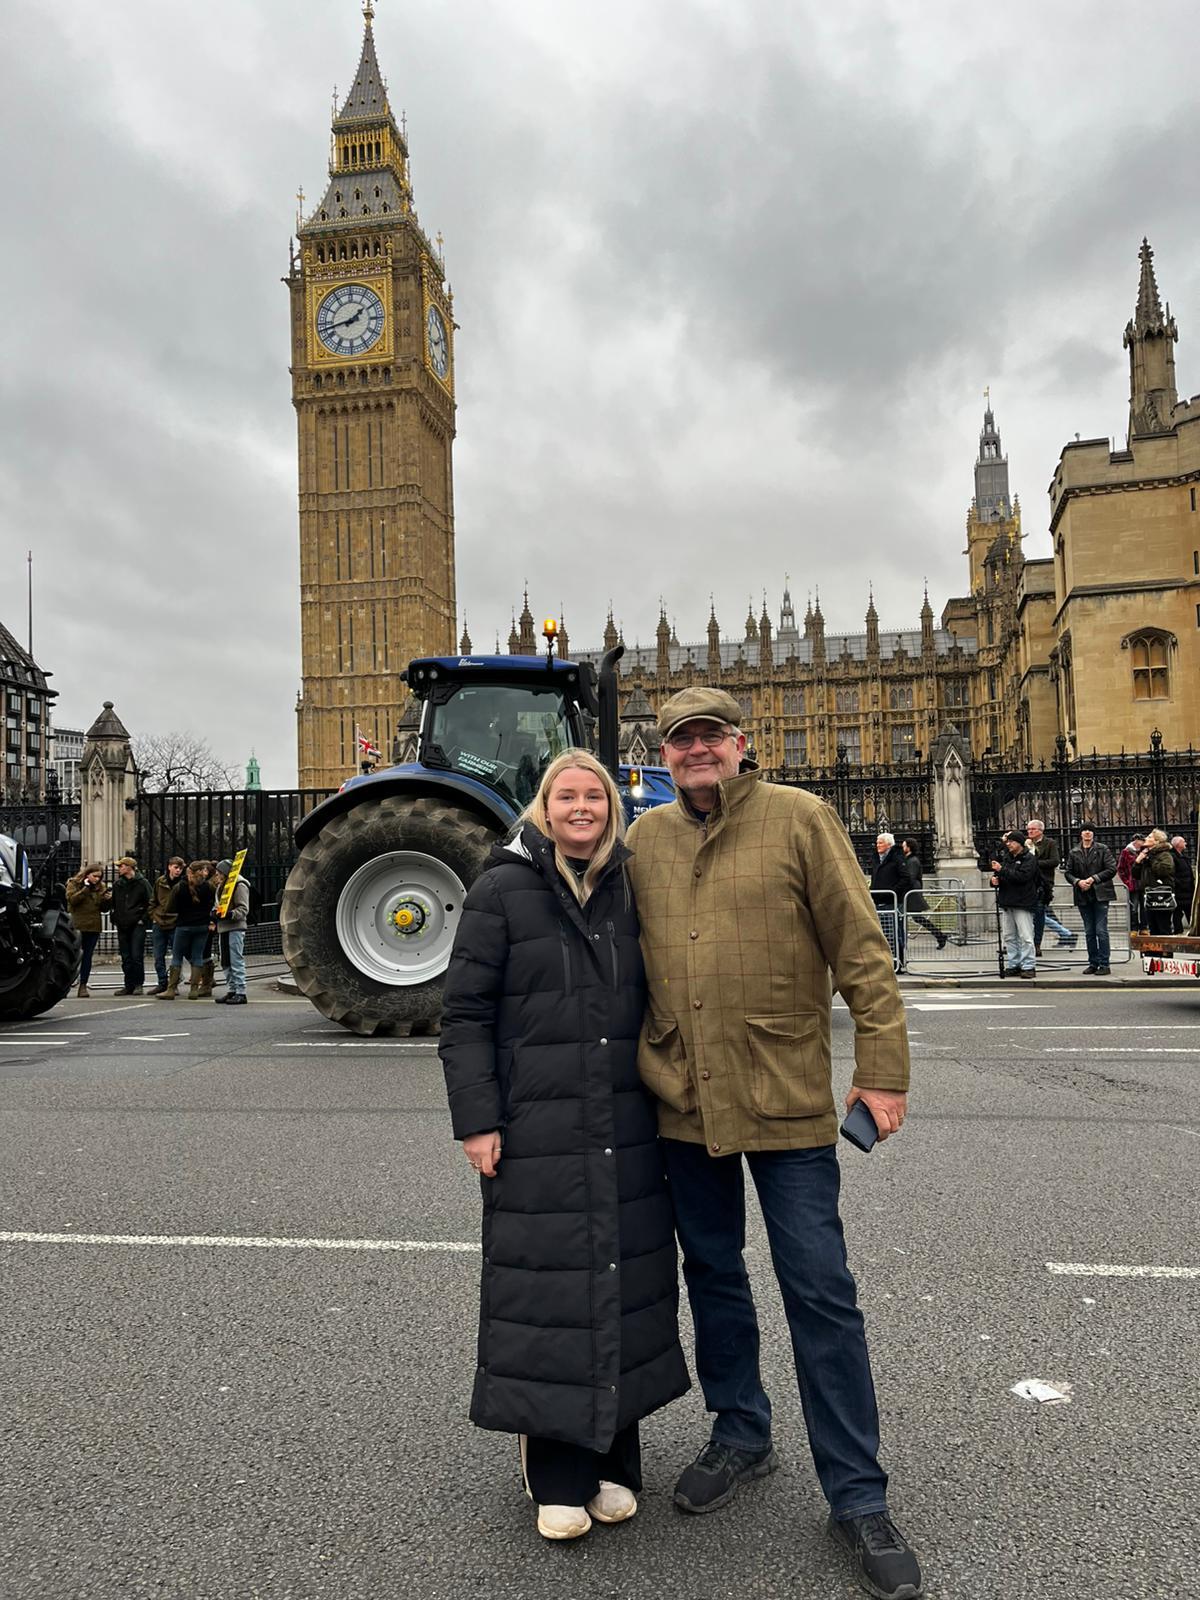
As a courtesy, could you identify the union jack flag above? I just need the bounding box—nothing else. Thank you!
[356,726,381,760]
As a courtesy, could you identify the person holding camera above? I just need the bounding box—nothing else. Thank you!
[991,831,1039,978]
[1024,820,1077,955]
[111,856,151,995]
[66,863,112,998]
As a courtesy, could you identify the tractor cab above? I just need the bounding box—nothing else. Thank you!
[406,655,596,810]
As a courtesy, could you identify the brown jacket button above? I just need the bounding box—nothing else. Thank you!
[711,1143,721,1152]
[693,867,702,878]
[701,1070,711,1080]
[689,930,699,939]
[693,999,703,1009]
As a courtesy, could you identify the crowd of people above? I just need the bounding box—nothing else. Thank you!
[65,856,250,1003]
[439,687,924,1600]
[866,815,1194,981]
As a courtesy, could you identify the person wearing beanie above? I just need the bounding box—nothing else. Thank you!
[212,858,250,1005]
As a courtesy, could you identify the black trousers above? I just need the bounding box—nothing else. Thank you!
[523,1422,641,1505]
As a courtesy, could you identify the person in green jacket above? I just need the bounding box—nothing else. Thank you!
[66,863,112,998]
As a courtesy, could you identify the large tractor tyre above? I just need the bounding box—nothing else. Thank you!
[0,915,82,1022]
[281,795,499,1036]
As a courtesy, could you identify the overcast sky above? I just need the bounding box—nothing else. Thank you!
[3,0,1198,786]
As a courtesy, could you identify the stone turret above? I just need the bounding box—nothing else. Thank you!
[707,601,721,677]
[656,607,671,677]
[758,599,773,672]
[1124,237,1179,438]
[865,590,879,659]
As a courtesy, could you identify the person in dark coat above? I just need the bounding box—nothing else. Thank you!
[439,750,689,1543]
[990,831,1039,977]
[1064,828,1118,974]
[900,838,947,954]
[157,861,215,1000]
[1170,837,1195,935]
[1135,830,1176,936]
[868,832,907,966]
[111,856,151,995]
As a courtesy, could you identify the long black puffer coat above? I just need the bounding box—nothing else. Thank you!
[439,823,689,1453]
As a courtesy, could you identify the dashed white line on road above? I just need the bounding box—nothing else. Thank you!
[1046,1262,1200,1279]
[0,1230,479,1253]
[274,1041,433,1049]
[0,1039,71,1046]
[908,1003,1051,1012]
[991,1025,1200,1031]
[119,1034,191,1043]
[0,1032,88,1038]
[1047,1047,1200,1055]
[64,1004,155,1019]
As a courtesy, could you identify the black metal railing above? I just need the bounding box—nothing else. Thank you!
[0,782,82,889]
[971,730,1200,859]
[765,750,936,870]
[134,788,331,917]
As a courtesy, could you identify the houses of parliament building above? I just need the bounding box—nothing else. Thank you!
[292,11,1200,789]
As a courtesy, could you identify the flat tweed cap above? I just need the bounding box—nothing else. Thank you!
[656,685,744,742]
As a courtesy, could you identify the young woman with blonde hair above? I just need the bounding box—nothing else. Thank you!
[439,750,688,1541]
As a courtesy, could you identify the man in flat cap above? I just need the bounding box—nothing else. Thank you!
[626,686,921,1600]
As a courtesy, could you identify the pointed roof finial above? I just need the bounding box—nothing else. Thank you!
[363,0,375,26]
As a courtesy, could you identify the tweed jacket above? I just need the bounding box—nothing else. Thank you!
[626,771,910,1154]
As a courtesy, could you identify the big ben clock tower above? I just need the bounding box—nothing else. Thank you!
[288,2,456,789]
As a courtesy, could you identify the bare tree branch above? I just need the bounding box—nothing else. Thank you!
[132,732,242,794]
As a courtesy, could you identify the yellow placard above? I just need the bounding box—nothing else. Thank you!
[216,849,248,918]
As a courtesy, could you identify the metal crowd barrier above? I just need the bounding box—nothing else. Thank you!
[896,890,1131,974]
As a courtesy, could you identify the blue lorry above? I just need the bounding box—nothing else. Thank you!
[281,642,674,1034]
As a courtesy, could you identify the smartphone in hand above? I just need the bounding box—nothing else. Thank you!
[840,1099,880,1153]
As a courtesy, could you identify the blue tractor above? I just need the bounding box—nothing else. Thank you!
[281,642,674,1035]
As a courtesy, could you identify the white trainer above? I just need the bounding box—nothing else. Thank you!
[587,1481,638,1524]
[536,1504,592,1540]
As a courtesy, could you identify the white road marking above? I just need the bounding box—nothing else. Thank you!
[1046,1262,1200,1279]
[0,1039,71,1047]
[69,1004,155,1019]
[991,1025,1200,1031]
[119,1034,191,1043]
[0,1230,479,1253]
[908,1003,1051,1012]
[1047,1047,1200,1055]
[0,1032,88,1038]
[274,1041,433,1049]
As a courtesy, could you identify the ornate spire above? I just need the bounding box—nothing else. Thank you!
[1124,237,1179,437]
[337,9,390,123]
[459,615,472,654]
[603,606,619,652]
[518,587,536,654]
[973,393,1011,523]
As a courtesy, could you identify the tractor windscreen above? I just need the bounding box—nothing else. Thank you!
[427,683,575,807]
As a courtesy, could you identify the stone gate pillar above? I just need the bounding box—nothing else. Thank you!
[931,723,986,888]
[80,703,138,867]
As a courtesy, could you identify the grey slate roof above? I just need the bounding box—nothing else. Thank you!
[335,24,391,125]
[0,619,54,696]
[307,166,410,229]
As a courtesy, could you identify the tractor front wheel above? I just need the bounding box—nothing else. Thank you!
[280,796,497,1036]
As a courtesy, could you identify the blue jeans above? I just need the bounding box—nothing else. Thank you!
[151,926,173,986]
[661,1138,888,1520]
[171,926,208,973]
[1078,899,1110,967]
[1000,907,1035,971]
[219,928,246,996]
[78,930,100,987]
[1033,903,1075,947]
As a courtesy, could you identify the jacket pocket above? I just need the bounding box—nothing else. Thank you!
[745,1013,826,1119]
[640,1014,695,1114]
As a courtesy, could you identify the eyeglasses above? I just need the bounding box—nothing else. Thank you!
[665,728,733,752]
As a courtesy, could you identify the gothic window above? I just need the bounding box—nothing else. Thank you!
[1126,630,1172,700]
[888,684,913,710]
[942,678,968,708]
[891,724,916,763]
[835,688,859,713]
[836,725,862,762]
[354,189,362,201]
[987,670,997,700]
[986,612,995,644]
[334,190,342,202]
[782,688,804,715]
[736,694,752,721]
[783,730,806,765]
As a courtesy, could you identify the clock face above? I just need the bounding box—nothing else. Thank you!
[315,283,385,357]
[426,303,450,379]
